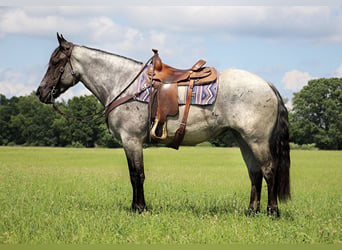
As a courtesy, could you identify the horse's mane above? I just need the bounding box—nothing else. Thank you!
[81,46,143,65]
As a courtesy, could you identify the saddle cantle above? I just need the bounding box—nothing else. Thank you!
[147,49,218,149]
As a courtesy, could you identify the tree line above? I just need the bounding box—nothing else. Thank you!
[0,77,341,149]
[0,93,120,148]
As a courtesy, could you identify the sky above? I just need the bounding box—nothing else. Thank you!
[1,1,342,103]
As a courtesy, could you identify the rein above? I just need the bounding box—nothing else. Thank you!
[104,56,154,121]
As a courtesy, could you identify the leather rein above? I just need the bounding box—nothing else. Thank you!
[50,45,154,123]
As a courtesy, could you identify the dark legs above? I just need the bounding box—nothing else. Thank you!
[261,160,279,217]
[234,131,279,216]
[248,171,262,214]
[129,169,146,212]
[264,172,279,217]
[123,139,146,213]
[248,161,279,217]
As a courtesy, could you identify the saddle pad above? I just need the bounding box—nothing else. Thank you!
[135,67,218,105]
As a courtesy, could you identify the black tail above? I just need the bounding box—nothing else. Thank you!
[268,83,291,202]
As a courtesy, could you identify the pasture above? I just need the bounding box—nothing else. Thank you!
[0,146,341,244]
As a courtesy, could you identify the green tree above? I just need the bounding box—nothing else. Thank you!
[7,93,57,146]
[0,95,19,145]
[290,78,342,149]
[58,95,106,147]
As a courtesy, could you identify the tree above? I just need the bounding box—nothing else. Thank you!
[209,130,238,147]
[290,78,342,149]
[62,95,105,147]
[0,93,124,148]
[0,95,19,145]
[7,93,57,146]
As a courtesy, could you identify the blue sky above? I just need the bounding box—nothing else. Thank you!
[1,3,342,103]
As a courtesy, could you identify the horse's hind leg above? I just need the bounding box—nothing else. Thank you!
[233,132,263,214]
[249,142,279,217]
[262,160,279,217]
[234,132,279,216]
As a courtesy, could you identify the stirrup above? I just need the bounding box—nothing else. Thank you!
[150,118,167,140]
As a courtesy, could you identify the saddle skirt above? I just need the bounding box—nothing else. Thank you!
[135,66,219,105]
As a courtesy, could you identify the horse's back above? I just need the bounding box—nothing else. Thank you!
[216,69,278,140]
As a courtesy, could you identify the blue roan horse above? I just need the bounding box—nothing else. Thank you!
[36,34,290,216]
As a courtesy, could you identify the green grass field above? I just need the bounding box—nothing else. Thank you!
[0,146,341,244]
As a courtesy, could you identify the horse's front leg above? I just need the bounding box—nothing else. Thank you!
[122,138,146,213]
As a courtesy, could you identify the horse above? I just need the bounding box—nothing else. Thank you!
[36,34,290,216]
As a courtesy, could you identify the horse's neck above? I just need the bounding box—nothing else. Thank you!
[72,46,143,106]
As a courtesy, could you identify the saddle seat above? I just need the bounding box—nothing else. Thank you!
[147,49,217,149]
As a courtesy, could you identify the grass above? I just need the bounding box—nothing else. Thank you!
[0,146,341,244]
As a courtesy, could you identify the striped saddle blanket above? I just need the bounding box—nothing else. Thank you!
[135,67,218,105]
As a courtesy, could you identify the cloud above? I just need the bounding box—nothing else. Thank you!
[0,68,36,97]
[0,8,83,38]
[1,6,342,44]
[0,67,93,99]
[282,63,342,92]
[113,6,342,43]
[1,6,342,68]
[0,7,176,61]
[333,63,342,77]
[281,70,315,91]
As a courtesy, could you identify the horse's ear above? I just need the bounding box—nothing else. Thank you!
[57,32,70,50]
[57,32,64,45]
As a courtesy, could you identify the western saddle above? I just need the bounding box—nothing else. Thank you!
[148,49,217,149]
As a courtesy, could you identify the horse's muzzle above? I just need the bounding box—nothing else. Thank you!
[36,86,52,104]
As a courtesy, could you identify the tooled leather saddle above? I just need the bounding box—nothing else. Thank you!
[147,49,217,149]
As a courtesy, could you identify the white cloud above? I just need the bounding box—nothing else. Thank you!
[112,6,342,43]
[0,8,81,38]
[333,64,342,77]
[0,67,93,99]
[0,66,45,97]
[0,7,175,61]
[1,6,342,44]
[0,69,34,97]
[282,63,342,92]
[281,70,315,91]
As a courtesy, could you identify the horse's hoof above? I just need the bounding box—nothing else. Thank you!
[267,206,280,218]
[131,204,147,214]
[246,205,260,216]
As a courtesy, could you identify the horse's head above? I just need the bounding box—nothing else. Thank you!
[36,33,80,104]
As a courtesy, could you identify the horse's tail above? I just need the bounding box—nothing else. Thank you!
[268,83,291,202]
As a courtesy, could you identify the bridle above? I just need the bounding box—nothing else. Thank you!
[49,44,105,122]
[50,44,77,104]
